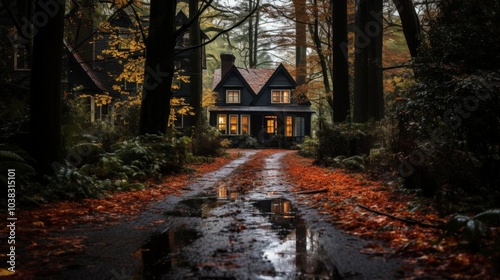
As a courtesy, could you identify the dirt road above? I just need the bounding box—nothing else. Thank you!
[14,150,406,279]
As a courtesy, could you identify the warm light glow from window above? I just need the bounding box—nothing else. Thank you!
[241,115,250,135]
[226,90,240,103]
[218,114,227,134]
[271,90,290,103]
[286,116,293,137]
[229,115,238,135]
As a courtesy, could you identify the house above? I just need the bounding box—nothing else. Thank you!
[0,1,206,134]
[0,1,31,87]
[67,7,207,128]
[172,10,208,130]
[209,54,314,146]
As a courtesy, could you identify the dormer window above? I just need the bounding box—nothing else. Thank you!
[226,90,240,104]
[271,90,290,103]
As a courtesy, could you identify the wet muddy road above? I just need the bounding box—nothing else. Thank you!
[58,151,404,279]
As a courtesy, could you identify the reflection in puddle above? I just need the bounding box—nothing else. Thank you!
[218,185,238,201]
[254,198,340,279]
[164,187,240,218]
[141,227,200,279]
[164,196,222,218]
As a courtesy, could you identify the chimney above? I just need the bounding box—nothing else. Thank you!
[220,53,235,78]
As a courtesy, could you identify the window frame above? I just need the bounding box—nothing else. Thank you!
[229,114,239,135]
[285,116,293,137]
[217,114,227,134]
[226,90,241,104]
[271,90,291,104]
[265,116,277,134]
[240,115,250,135]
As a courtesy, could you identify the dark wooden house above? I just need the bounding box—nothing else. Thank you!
[209,54,314,145]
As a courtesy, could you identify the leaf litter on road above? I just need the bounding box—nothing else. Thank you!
[283,152,499,279]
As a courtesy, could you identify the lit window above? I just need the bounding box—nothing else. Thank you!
[266,116,277,134]
[285,116,293,137]
[271,90,290,103]
[241,115,250,135]
[226,90,240,104]
[218,114,227,134]
[229,115,238,135]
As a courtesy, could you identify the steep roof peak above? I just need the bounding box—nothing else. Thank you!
[212,67,276,94]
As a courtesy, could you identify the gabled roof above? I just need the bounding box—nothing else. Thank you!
[251,64,297,105]
[212,67,275,94]
[64,39,107,92]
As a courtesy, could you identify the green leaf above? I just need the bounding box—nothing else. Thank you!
[122,183,145,191]
[0,150,26,163]
[0,161,36,175]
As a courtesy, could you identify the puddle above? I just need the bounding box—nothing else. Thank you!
[217,184,239,201]
[165,186,239,218]
[253,198,341,279]
[164,196,220,218]
[141,227,201,279]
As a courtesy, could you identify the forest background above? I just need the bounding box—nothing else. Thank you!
[0,0,499,265]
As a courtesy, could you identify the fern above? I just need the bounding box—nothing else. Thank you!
[0,144,36,187]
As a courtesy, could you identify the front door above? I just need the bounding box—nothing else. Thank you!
[263,115,277,140]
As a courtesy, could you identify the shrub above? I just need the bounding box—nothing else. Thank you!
[45,133,199,201]
[391,0,500,199]
[316,123,376,163]
[191,125,230,157]
[297,136,318,158]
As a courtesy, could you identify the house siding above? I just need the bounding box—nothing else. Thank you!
[253,69,296,106]
[215,72,255,106]
[210,63,314,146]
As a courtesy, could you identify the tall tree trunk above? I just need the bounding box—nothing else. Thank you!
[293,0,307,86]
[190,0,203,127]
[30,0,66,175]
[248,0,254,68]
[353,0,384,123]
[139,0,176,135]
[392,0,421,57]
[248,0,259,68]
[309,1,331,112]
[332,0,350,123]
[253,7,259,67]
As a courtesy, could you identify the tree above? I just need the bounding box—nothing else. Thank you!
[190,0,203,127]
[248,0,259,68]
[395,0,500,195]
[392,0,421,58]
[139,0,259,135]
[30,0,66,175]
[352,0,384,123]
[331,0,350,123]
[308,0,332,118]
[293,0,307,85]
[138,0,176,134]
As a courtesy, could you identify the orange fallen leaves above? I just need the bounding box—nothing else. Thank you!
[15,152,240,232]
[284,152,499,279]
[225,149,283,194]
[0,151,243,278]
